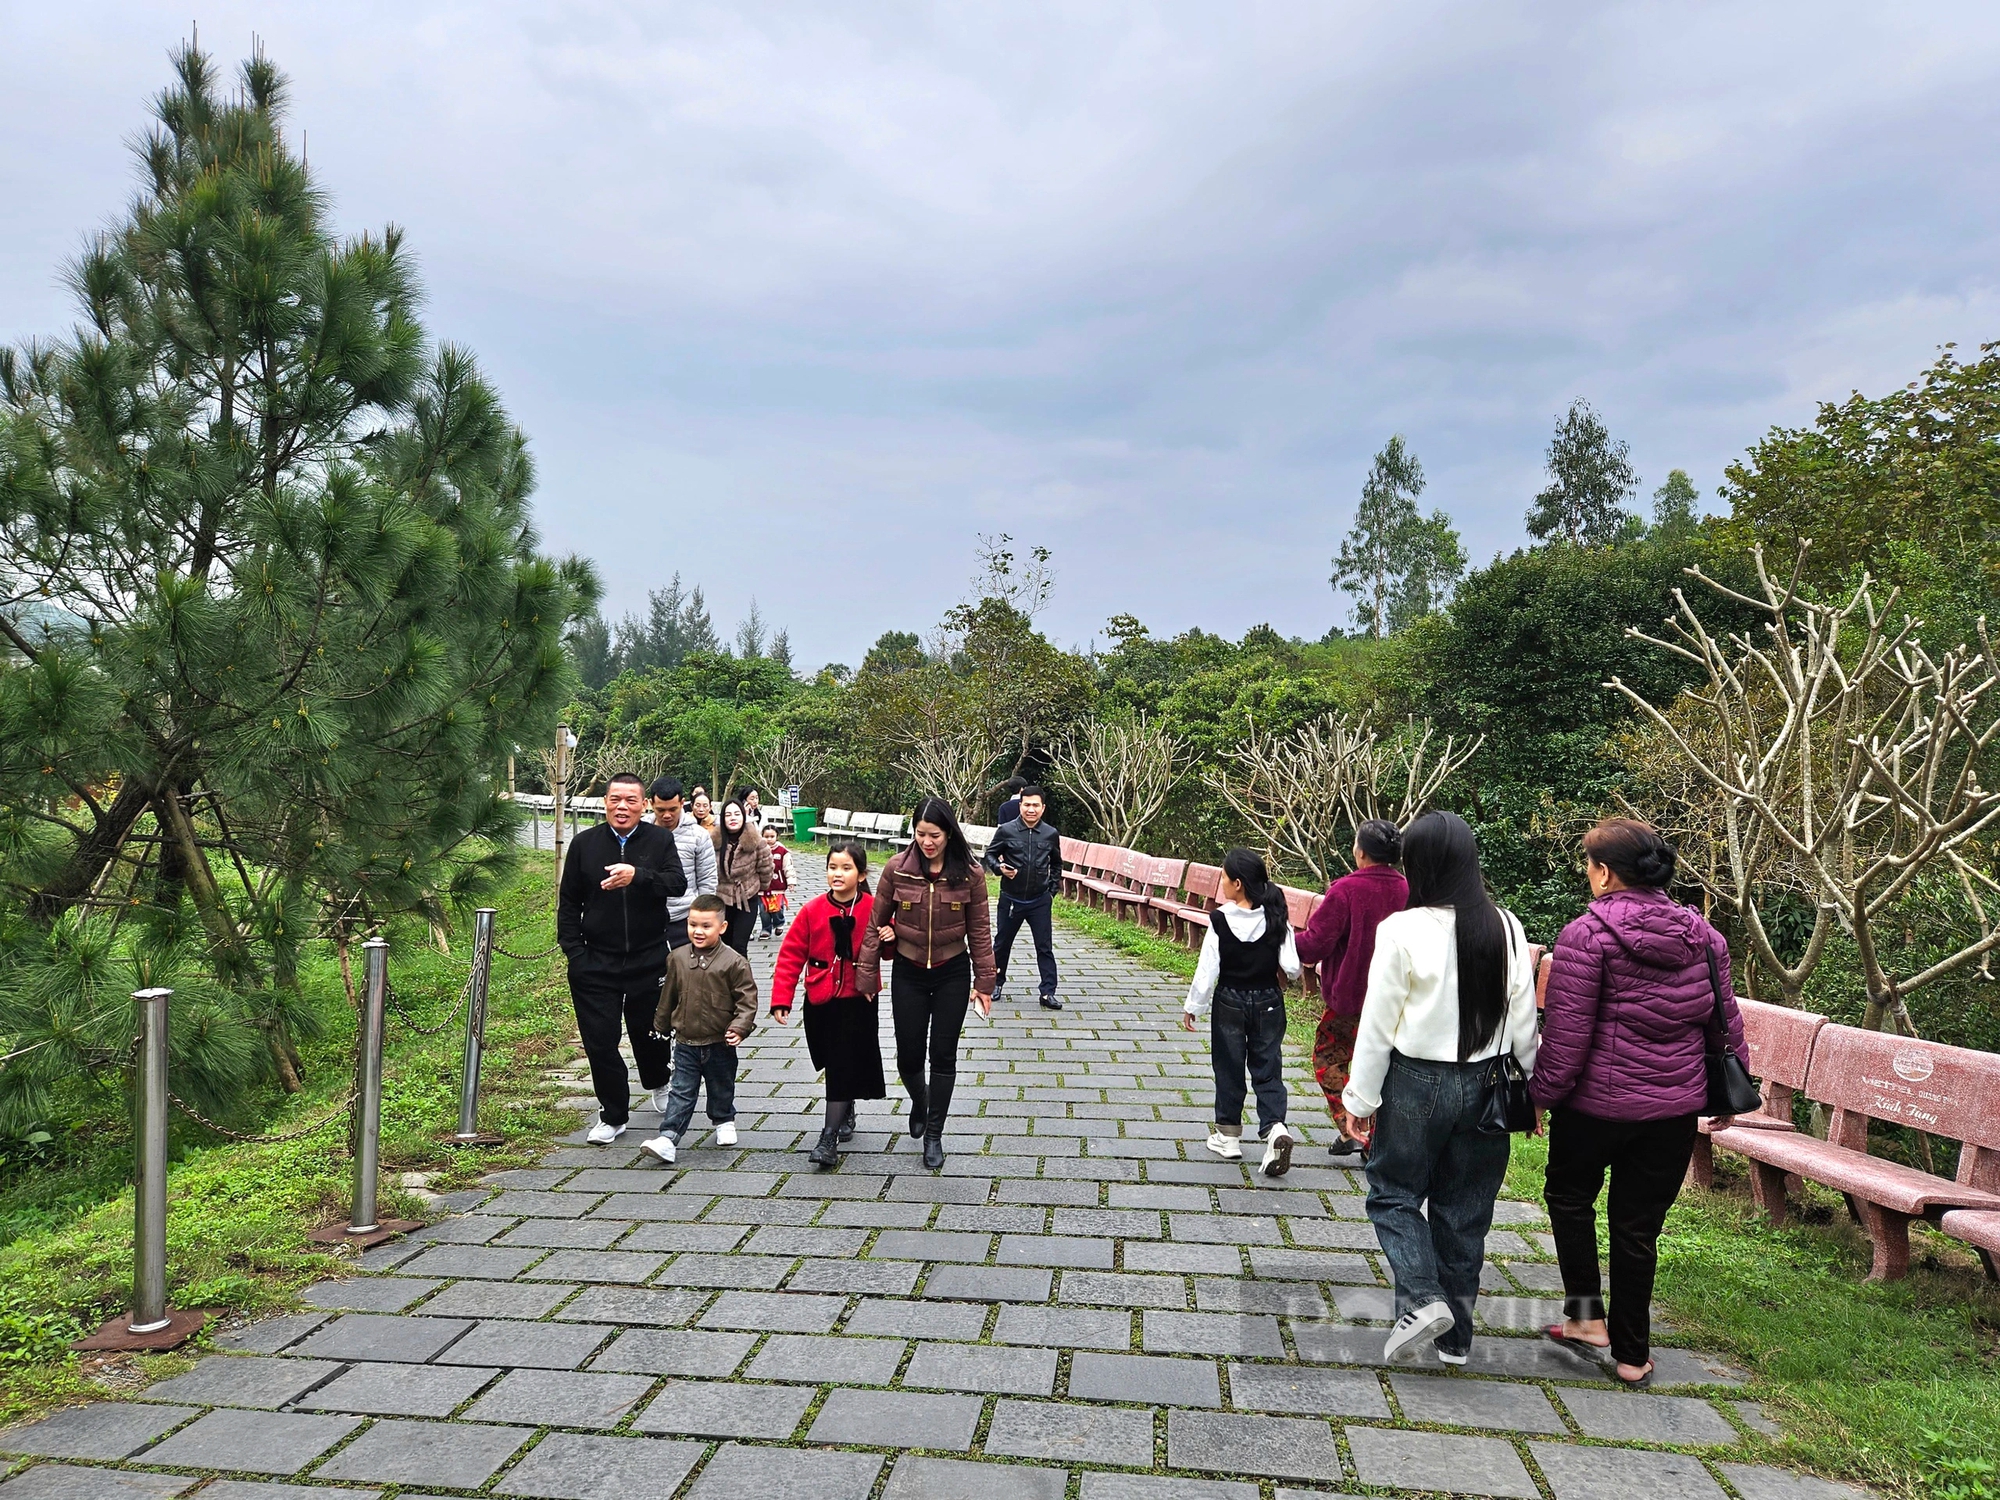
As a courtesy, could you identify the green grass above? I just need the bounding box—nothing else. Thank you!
[1057,899,2000,1499]
[0,861,576,1427]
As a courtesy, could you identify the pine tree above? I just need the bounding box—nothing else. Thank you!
[734,599,768,659]
[770,629,794,672]
[1526,399,1639,546]
[1330,437,1467,637]
[0,44,593,1117]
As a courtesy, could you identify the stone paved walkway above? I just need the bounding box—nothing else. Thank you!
[1,855,1872,1498]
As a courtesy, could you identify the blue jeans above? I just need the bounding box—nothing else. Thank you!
[994,893,1058,996]
[1209,986,1288,1137]
[659,1041,739,1140]
[1363,1051,1512,1356]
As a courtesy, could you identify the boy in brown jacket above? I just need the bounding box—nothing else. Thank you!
[641,895,759,1165]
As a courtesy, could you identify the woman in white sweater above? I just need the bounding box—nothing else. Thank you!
[1343,811,1537,1366]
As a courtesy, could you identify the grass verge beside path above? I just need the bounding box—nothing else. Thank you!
[1054,898,2000,1499]
[0,862,575,1428]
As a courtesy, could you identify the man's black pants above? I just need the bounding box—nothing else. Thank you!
[572,977,672,1127]
[994,893,1058,997]
[1544,1106,1700,1368]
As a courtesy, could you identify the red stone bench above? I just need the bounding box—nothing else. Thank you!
[1939,1209,2000,1279]
[1059,836,1087,901]
[1101,850,1153,919]
[1076,844,1123,908]
[1689,998,1829,1195]
[1156,862,1221,946]
[1142,858,1187,936]
[1708,1024,2000,1280]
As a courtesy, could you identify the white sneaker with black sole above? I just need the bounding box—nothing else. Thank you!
[714,1121,738,1147]
[586,1117,627,1146]
[1205,1131,1243,1161]
[639,1134,676,1165]
[1259,1120,1294,1177]
[1383,1299,1456,1363]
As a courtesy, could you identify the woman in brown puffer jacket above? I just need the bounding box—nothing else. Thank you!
[714,800,773,956]
[859,797,995,1170]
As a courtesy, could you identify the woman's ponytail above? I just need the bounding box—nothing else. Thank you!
[1221,847,1288,931]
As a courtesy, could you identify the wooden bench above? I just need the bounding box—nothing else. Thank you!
[1688,998,1829,1194]
[1156,862,1222,946]
[1708,1025,2000,1280]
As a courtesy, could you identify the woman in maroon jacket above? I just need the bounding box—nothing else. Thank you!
[771,840,884,1168]
[1296,820,1408,1158]
[1533,817,1746,1388]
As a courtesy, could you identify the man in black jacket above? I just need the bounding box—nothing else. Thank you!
[983,785,1063,1010]
[558,772,688,1143]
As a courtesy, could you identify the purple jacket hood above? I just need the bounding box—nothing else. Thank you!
[1530,887,1745,1121]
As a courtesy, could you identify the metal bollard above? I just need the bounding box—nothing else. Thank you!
[129,987,172,1333]
[454,909,501,1144]
[349,937,389,1233]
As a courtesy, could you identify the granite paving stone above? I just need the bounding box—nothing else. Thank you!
[1228,1362,1389,1417]
[526,1249,666,1283]
[417,1280,575,1320]
[1054,1209,1163,1238]
[1391,1373,1567,1432]
[1165,1411,1344,1481]
[1531,1442,1730,1499]
[633,1380,814,1439]
[881,1454,1069,1500]
[590,1329,755,1377]
[1247,1249,1374,1282]
[925,1265,1052,1302]
[0,1464,195,1497]
[142,1356,341,1410]
[820,1201,935,1228]
[1191,1279,1327,1317]
[1331,1285,1396,1321]
[936,1206,1048,1233]
[788,1258,923,1294]
[698,1290,844,1332]
[556,1286,709,1327]
[590,1193,712,1220]
[617,1222,749,1253]
[1346,1426,1539,1497]
[141,1409,359,1476]
[993,1305,1131,1350]
[659,1252,795,1288]
[1068,1352,1219,1407]
[997,1180,1098,1206]
[744,1225,869,1256]
[437,1319,610,1369]
[1716,1463,1877,1499]
[746,1334,907,1385]
[675,1170,780,1196]
[301,1361,499,1418]
[1061,1272,1187,1309]
[983,1401,1155,1466]
[1142,1311,1285,1357]
[886,1176,993,1204]
[998,1234,1115,1268]
[464,1368,656,1429]
[314,1418,526,1489]
[558,1169,667,1194]
[809,1388,982,1449]
[1283,1218,1379,1250]
[1166,1215,1280,1245]
[683,1443,882,1500]
[397,1245,545,1279]
[0,1405,198,1461]
[492,1431,704,1499]
[212,1312,328,1354]
[870,1230,993,1262]
[1080,1478,1255,1500]
[483,1168,569,1190]
[904,1341,1057,1395]
[846,1299,988,1340]
[476,1192,593,1220]
[299,1278,440,1313]
[173,1484,378,1500]
[1560,1387,1740,1444]
[1124,1243,1242,1275]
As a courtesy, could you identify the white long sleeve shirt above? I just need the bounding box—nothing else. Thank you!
[1182,903,1302,1018]
[1342,904,1538,1119]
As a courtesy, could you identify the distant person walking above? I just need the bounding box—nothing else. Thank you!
[859,798,996,1170]
[557,772,688,1145]
[1534,817,1744,1389]
[1182,848,1301,1177]
[648,777,718,950]
[771,840,886,1168]
[761,827,791,937]
[1296,820,1408,1157]
[994,776,1027,828]
[984,784,1063,1010]
[1344,811,1537,1366]
[714,799,773,956]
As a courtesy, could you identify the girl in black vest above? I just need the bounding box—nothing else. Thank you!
[1182,848,1302,1177]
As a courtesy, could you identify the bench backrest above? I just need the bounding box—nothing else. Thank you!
[962,824,996,851]
[1151,857,1188,897]
[1060,836,1086,868]
[1803,1025,2000,1186]
[1183,863,1222,907]
[822,808,852,829]
[1113,849,1148,889]
[1086,843,1116,877]
[1738,999,1828,1092]
[1281,886,1317,931]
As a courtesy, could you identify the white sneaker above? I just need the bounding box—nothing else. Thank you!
[586,1117,627,1145]
[650,1085,671,1114]
[639,1134,677,1165]
[1436,1347,1469,1366]
[1259,1121,1294,1178]
[714,1121,738,1147]
[1383,1300,1456,1364]
[1205,1131,1243,1161]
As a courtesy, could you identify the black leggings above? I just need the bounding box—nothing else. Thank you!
[722,904,756,955]
[891,953,970,1124]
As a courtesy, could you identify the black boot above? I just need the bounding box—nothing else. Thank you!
[923,1130,945,1170]
[838,1116,855,1142]
[923,1074,956,1170]
[808,1129,839,1169]
[906,1079,928,1139]
[826,1099,855,1146]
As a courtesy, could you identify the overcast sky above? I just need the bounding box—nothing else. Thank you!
[7,3,2000,668]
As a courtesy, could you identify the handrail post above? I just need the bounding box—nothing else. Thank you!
[350,937,388,1233]
[454,910,499,1143]
[130,987,172,1333]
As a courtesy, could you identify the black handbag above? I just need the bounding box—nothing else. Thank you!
[1703,947,1762,1117]
[1477,918,1536,1135]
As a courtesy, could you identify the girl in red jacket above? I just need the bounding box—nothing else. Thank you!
[771,839,885,1168]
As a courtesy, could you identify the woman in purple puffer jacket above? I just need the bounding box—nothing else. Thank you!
[1532,817,1745,1388]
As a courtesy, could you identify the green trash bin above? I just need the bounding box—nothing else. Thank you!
[791,807,818,842]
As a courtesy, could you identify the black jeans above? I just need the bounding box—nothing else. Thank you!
[658,1040,739,1139]
[994,893,1059,997]
[1544,1106,1699,1368]
[571,977,672,1127]
[891,954,970,1134]
[1209,986,1288,1137]
[1363,1052,1512,1357]
[723,905,756,955]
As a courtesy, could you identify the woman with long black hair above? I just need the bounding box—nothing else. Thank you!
[1343,811,1538,1367]
[714,799,772,955]
[858,798,995,1169]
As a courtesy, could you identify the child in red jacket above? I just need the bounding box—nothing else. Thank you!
[770,840,884,1167]
[761,833,791,938]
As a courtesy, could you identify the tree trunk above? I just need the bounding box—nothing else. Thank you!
[25,779,152,924]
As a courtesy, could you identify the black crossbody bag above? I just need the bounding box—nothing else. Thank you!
[1704,946,1762,1117]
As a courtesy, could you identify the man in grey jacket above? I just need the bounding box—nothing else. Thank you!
[650,775,719,949]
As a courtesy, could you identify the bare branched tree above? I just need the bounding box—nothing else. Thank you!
[738,732,835,804]
[1047,714,1187,847]
[1612,544,2000,1033]
[896,726,1000,824]
[1206,713,1483,884]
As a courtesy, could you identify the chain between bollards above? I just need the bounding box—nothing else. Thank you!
[454,908,500,1143]
[349,938,388,1234]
